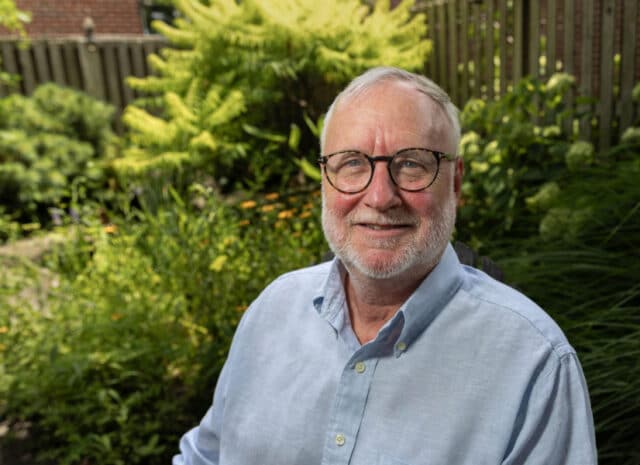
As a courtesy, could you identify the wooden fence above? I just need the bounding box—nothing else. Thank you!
[421,0,640,149]
[2,1,640,146]
[0,36,166,131]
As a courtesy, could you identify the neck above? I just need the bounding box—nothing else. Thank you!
[344,266,428,344]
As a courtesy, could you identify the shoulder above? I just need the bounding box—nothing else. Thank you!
[267,260,333,293]
[237,260,333,325]
[458,264,575,360]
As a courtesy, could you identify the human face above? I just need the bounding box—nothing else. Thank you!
[321,81,462,281]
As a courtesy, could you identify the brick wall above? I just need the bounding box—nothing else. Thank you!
[2,0,144,37]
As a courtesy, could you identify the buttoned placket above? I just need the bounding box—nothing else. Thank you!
[320,353,379,465]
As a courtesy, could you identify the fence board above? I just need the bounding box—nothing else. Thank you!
[484,0,495,99]
[471,3,482,97]
[513,0,525,81]
[32,42,51,82]
[62,42,82,89]
[620,0,638,130]
[78,43,105,100]
[562,0,576,134]
[528,0,540,78]
[117,43,135,104]
[498,0,508,94]
[599,0,616,149]
[579,0,595,139]
[105,44,124,109]
[563,0,576,75]
[447,0,459,104]
[459,0,469,103]
[47,42,66,86]
[17,47,36,94]
[547,0,558,74]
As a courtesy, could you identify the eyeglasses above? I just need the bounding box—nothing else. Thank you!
[318,148,457,194]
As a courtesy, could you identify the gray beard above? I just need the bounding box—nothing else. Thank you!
[321,194,457,280]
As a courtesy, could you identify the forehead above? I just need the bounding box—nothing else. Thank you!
[325,81,455,154]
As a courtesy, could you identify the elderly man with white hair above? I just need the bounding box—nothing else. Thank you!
[174,67,597,465]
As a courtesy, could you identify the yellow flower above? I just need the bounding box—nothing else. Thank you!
[299,211,312,219]
[209,255,228,272]
[277,209,295,219]
[104,224,118,234]
[264,192,279,200]
[240,200,257,209]
[261,204,276,213]
[235,305,248,312]
[238,219,250,227]
[110,313,123,321]
[470,161,490,174]
[0,326,8,334]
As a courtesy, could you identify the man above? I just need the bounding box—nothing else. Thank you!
[174,67,597,465]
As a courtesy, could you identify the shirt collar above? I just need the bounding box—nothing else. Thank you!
[313,243,464,355]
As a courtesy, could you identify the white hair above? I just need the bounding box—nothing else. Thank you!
[320,66,461,155]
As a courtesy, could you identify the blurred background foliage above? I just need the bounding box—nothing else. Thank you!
[119,0,430,196]
[0,0,639,464]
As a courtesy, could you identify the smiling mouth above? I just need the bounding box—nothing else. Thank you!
[358,223,413,231]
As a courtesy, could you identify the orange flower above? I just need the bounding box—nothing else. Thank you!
[277,209,295,219]
[240,200,257,209]
[265,192,279,200]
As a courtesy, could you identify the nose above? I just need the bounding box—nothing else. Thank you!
[362,161,401,211]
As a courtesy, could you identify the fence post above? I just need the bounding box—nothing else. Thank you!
[78,41,106,100]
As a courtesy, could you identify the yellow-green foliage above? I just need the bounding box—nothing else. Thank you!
[121,0,431,189]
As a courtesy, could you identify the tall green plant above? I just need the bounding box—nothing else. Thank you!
[120,0,431,191]
[457,73,583,250]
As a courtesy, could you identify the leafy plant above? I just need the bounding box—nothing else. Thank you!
[120,0,431,192]
[0,186,326,465]
[0,83,118,233]
[456,73,585,250]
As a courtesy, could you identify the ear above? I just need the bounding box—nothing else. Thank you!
[453,157,464,203]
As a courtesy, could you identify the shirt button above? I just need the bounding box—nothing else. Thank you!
[396,341,407,352]
[354,361,366,374]
[335,433,346,446]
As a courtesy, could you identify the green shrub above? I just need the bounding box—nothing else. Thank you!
[456,73,581,250]
[0,186,326,465]
[120,0,431,192]
[0,84,118,232]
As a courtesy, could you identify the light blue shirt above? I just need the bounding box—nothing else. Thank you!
[174,243,597,465]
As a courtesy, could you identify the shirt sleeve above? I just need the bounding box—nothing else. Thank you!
[172,353,231,465]
[501,350,597,465]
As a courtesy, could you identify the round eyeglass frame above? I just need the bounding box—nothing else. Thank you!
[317,147,457,194]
